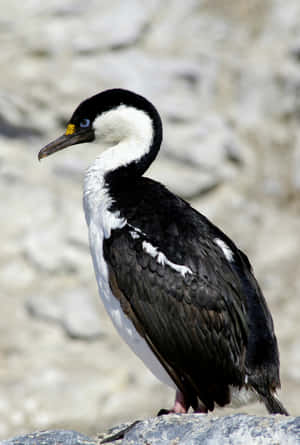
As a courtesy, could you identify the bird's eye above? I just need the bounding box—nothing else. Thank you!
[80,118,90,128]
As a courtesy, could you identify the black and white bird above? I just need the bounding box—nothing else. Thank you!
[39,88,288,415]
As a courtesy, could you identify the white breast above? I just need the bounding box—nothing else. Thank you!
[83,175,175,389]
[87,216,175,389]
[82,104,175,389]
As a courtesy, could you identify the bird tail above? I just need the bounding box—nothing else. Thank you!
[261,392,289,416]
[248,371,289,415]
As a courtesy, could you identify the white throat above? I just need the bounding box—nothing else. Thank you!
[90,104,153,176]
[83,104,153,231]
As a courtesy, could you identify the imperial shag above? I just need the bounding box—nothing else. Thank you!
[39,88,288,415]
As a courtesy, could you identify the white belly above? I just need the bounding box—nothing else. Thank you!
[102,287,176,389]
[88,220,176,389]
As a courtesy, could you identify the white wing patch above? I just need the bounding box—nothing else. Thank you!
[128,224,192,277]
[129,230,140,239]
[127,223,147,240]
[214,238,234,262]
[142,240,193,277]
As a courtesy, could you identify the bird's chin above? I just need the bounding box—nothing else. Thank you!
[38,129,94,160]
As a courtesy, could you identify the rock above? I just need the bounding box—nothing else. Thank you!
[150,155,221,199]
[23,219,89,274]
[0,94,41,138]
[26,289,102,340]
[2,430,96,445]
[102,414,300,444]
[4,415,300,445]
[164,117,244,176]
[292,134,300,193]
[0,258,35,293]
[24,223,69,273]
[0,113,40,139]
[53,158,85,181]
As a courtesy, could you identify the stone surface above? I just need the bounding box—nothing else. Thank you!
[118,414,300,445]
[26,289,103,340]
[1,0,300,441]
[4,415,300,445]
[2,430,96,445]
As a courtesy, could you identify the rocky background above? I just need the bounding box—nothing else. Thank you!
[1,0,300,440]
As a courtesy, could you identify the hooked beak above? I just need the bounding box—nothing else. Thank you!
[38,127,94,161]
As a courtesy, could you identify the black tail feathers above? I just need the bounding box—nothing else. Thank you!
[262,392,289,416]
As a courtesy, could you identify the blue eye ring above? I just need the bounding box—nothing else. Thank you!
[80,118,90,128]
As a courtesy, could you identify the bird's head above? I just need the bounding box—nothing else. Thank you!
[38,88,162,162]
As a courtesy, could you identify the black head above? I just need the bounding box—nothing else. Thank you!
[38,88,162,160]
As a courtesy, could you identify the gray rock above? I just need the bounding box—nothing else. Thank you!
[166,120,235,164]
[163,118,244,187]
[3,415,300,445]
[2,429,96,445]
[53,158,85,181]
[116,414,300,445]
[23,220,89,274]
[24,224,69,273]
[148,156,221,199]
[26,289,102,340]
[0,93,40,138]
[292,135,300,192]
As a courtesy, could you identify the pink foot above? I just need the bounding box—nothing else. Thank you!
[157,390,208,416]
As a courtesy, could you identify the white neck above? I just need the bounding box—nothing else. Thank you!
[83,104,154,231]
[89,104,153,174]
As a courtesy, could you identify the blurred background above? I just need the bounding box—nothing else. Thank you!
[0,0,299,440]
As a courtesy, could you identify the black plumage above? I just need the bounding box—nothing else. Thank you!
[104,177,282,412]
[39,88,288,415]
